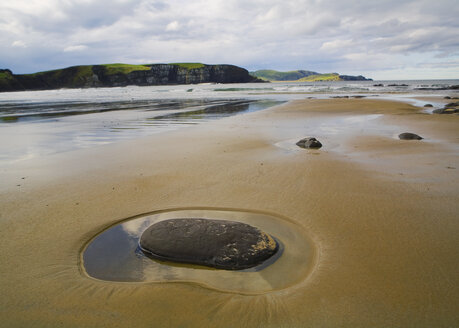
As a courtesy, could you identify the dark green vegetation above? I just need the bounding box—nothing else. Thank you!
[0,63,263,92]
[250,69,372,81]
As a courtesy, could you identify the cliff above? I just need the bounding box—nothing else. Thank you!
[0,63,263,92]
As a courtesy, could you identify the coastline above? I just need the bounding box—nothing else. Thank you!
[1,98,458,327]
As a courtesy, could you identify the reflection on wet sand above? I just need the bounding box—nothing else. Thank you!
[0,99,282,165]
[82,209,315,294]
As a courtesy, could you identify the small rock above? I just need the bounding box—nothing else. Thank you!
[423,104,433,107]
[139,218,279,270]
[444,96,451,99]
[398,133,423,140]
[296,137,322,149]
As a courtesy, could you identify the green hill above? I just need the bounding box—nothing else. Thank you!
[250,69,318,81]
[250,69,371,82]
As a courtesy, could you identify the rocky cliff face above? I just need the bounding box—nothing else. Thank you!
[0,64,262,92]
[92,64,259,87]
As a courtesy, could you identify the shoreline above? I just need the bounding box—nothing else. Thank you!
[1,98,458,327]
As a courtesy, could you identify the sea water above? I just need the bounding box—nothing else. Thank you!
[0,80,457,165]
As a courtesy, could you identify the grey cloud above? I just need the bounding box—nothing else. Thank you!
[0,0,457,78]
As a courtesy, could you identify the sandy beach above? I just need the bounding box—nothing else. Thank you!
[0,98,458,327]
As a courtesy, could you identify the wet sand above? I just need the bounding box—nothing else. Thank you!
[0,99,458,327]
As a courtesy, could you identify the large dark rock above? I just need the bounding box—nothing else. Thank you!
[399,132,423,140]
[139,218,279,270]
[296,137,322,149]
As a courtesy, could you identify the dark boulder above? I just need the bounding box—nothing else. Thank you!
[139,218,279,270]
[296,137,322,149]
[399,133,423,140]
[424,104,433,107]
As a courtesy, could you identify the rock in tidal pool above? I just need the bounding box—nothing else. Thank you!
[398,132,423,140]
[139,218,279,270]
[296,137,322,149]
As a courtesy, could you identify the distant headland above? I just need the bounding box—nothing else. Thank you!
[250,69,372,82]
[0,63,263,92]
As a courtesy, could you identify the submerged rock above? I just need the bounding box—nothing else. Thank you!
[296,137,322,149]
[433,102,459,114]
[139,218,279,270]
[399,133,423,140]
[433,108,458,114]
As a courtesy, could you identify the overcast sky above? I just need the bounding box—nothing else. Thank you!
[1,0,458,79]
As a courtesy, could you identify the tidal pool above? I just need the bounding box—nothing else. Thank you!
[81,208,316,294]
